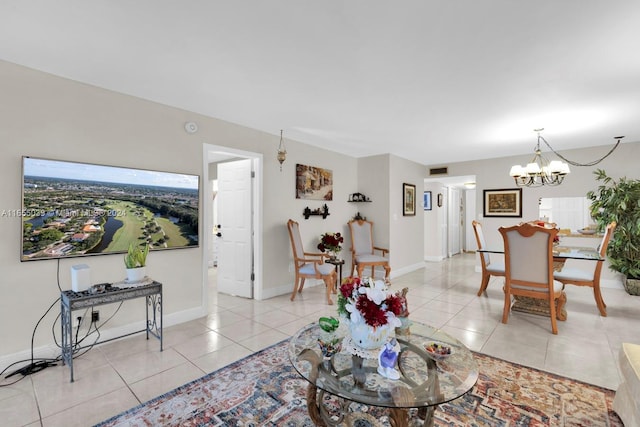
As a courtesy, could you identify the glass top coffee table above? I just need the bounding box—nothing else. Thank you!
[288,321,478,426]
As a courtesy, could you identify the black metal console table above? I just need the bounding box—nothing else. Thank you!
[60,280,163,382]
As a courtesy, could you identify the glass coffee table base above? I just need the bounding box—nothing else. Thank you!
[299,348,438,426]
[306,387,437,427]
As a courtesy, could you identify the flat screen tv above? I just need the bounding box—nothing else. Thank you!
[21,156,199,262]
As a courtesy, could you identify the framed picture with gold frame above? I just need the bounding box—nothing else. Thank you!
[403,183,416,216]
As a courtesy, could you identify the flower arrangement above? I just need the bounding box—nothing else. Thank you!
[337,277,403,329]
[317,232,344,254]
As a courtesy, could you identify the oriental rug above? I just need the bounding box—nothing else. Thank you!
[95,340,622,426]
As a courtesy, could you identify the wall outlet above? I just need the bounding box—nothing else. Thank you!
[91,311,100,322]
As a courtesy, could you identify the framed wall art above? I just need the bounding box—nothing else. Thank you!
[423,191,432,211]
[403,183,416,216]
[295,164,333,200]
[483,188,523,218]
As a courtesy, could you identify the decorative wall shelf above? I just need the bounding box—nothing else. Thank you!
[304,204,330,219]
[348,192,371,202]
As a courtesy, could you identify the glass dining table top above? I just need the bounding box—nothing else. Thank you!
[288,321,479,409]
[479,245,603,261]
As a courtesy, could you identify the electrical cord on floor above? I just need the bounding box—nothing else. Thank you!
[1,297,61,385]
[3,260,71,385]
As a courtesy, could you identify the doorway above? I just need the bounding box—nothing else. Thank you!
[424,175,476,260]
[202,144,263,309]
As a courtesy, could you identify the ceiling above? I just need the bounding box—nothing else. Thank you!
[2,1,639,166]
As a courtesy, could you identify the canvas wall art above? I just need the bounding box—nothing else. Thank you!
[295,164,333,200]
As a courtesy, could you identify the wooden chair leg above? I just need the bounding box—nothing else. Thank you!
[356,265,364,278]
[549,294,560,335]
[299,278,306,293]
[290,276,300,301]
[593,283,607,316]
[323,276,334,305]
[383,265,391,281]
[502,288,511,324]
[477,273,490,296]
[371,266,375,278]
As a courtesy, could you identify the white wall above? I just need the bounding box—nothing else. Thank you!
[389,154,425,276]
[424,182,445,261]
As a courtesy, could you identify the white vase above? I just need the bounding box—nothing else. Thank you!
[349,321,394,350]
[126,267,146,283]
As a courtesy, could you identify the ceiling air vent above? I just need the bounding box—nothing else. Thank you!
[429,167,448,176]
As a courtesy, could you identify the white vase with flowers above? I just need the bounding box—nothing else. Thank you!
[337,277,403,351]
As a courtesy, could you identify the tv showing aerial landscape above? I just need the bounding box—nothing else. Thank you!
[21,156,199,262]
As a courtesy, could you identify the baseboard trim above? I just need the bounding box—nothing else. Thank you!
[391,262,426,278]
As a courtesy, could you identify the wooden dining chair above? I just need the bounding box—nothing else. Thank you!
[472,220,505,296]
[347,219,390,281]
[499,222,566,334]
[554,221,616,316]
[286,219,337,305]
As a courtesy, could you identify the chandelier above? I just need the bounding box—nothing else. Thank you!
[509,129,570,187]
[277,129,287,171]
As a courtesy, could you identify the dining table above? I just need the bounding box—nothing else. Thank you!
[478,245,603,320]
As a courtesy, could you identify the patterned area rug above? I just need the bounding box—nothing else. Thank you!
[95,340,622,426]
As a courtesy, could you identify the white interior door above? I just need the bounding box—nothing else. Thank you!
[217,159,253,298]
[448,188,462,256]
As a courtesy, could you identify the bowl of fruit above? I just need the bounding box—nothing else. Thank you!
[424,342,453,360]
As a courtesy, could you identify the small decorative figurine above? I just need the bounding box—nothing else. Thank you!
[377,338,401,380]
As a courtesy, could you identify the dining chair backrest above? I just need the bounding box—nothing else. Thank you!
[501,223,557,288]
[350,219,374,256]
[471,220,490,265]
[287,219,305,261]
[598,221,617,258]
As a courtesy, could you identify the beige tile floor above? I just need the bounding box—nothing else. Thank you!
[2,252,639,426]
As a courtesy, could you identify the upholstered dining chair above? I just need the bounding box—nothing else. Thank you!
[499,222,566,334]
[347,219,390,281]
[471,220,505,296]
[554,221,616,316]
[286,219,337,305]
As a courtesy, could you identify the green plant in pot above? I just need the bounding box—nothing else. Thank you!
[587,169,640,295]
[124,242,149,283]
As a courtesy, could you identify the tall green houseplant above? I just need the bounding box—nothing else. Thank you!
[587,169,640,295]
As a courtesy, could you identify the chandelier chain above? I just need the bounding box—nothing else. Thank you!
[539,135,622,167]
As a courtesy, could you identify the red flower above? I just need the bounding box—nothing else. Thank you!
[318,232,344,253]
[339,277,359,298]
[385,294,404,316]
[356,295,388,327]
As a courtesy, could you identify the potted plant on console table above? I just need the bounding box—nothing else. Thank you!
[587,169,640,295]
[124,242,149,283]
